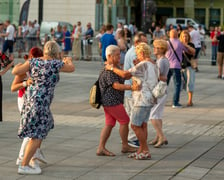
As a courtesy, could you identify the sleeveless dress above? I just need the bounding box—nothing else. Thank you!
[18,58,64,139]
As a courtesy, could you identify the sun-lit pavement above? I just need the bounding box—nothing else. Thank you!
[0,51,224,180]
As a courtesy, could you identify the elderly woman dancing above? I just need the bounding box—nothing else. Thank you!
[97,45,140,157]
[148,39,170,148]
[106,42,158,160]
[12,41,75,175]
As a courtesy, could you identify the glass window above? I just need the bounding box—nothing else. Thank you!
[195,8,205,25]
[176,8,184,17]
[117,0,125,5]
[209,8,220,26]
[176,19,185,24]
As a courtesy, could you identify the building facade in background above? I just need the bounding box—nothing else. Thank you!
[155,0,223,29]
[0,0,224,30]
[0,0,20,25]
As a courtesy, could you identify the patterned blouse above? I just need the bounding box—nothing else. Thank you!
[18,58,64,139]
[99,69,125,106]
[129,60,158,106]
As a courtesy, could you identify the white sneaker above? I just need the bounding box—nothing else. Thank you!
[18,165,41,175]
[29,159,40,168]
[16,157,22,166]
[33,149,47,164]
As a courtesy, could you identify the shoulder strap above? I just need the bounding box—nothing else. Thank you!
[168,39,181,62]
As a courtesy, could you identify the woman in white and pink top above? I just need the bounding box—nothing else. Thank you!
[11,47,47,169]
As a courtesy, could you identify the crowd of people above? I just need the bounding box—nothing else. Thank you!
[95,21,210,162]
[151,21,224,79]
[0,18,224,175]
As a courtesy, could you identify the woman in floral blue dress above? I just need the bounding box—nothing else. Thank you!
[12,41,75,175]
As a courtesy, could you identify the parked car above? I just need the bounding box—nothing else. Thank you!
[166,18,203,30]
[39,21,73,45]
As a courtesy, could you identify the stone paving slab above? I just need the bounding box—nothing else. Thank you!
[175,166,210,179]
[0,60,224,180]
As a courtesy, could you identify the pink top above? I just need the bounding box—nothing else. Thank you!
[18,87,25,98]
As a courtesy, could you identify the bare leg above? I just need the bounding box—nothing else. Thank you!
[120,124,137,153]
[132,123,149,153]
[149,120,159,144]
[222,64,224,78]
[218,64,222,77]
[151,120,166,142]
[151,120,161,139]
[21,138,42,166]
[157,120,166,141]
[96,125,115,156]
[188,91,193,105]
[154,120,168,148]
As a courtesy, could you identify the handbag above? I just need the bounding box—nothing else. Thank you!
[182,52,196,69]
[181,52,189,69]
[89,69,108,109]
[0,52,13,68]
[152,80,167,98]
[89,79,101,109]
[151,64,167,98]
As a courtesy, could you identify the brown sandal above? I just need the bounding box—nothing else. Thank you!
[96,149,115,156]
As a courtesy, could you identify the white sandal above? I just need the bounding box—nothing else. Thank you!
[135,152,151,160]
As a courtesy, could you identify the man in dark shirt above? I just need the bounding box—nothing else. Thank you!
[216,32,224,79]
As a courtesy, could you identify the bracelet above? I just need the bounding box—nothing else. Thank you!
[110,67,114,71]
[22,81,27,87]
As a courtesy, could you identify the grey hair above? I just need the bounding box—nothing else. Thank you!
[106,45,120,58]
[44,41,59,59]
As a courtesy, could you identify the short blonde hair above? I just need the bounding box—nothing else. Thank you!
[106,45,120,58]
[153,39,168,54]
[179,30,191,43]
[44,41,59,59]
[135,42,151,58]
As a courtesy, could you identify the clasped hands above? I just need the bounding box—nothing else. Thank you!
[63,57,72,64]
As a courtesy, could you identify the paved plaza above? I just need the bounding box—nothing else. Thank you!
[0,55,224,179]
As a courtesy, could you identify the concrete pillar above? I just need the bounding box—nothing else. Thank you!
[221,8,223,26]
[173,7,176,17]
[126,0,130,24]
[205,8,209,29]
[103,0,108,24]
[184,0,194,18]
[9,0,13,22]
[112,4,117,27]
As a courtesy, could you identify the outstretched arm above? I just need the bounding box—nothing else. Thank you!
[0,61,14,76]
[12,61,29,75]
[105,64,132,79]
[112,81,141,91]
